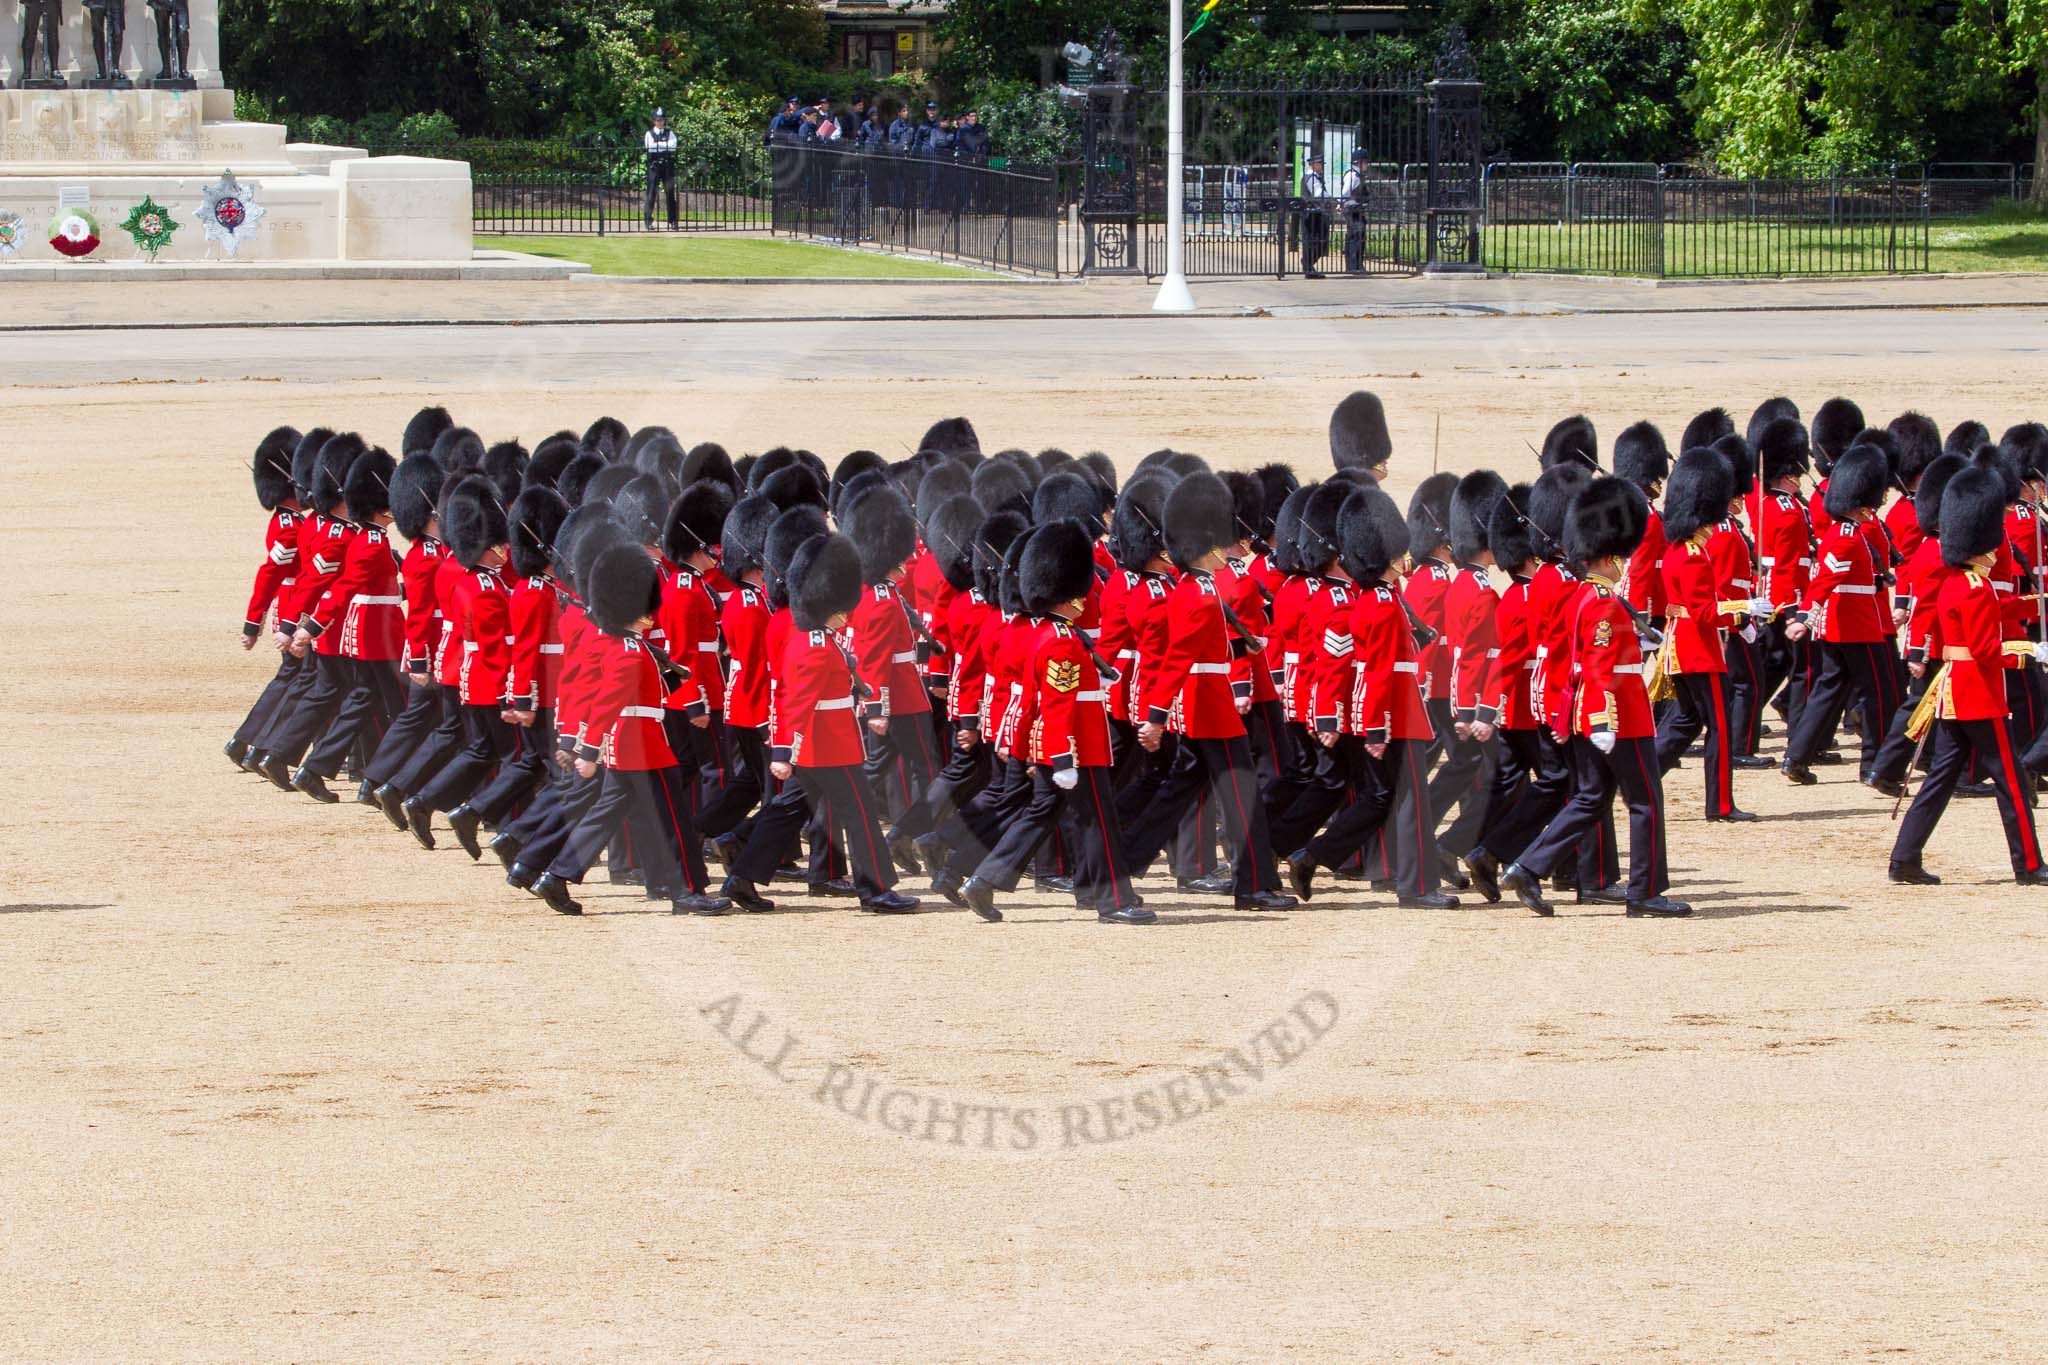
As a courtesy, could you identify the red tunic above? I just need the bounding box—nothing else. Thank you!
[990,614,1037,756]
[1347,582,1431,742]
[1528,562,1582,729]
[1095,569,1136,720]
[1143,569,1246,739]
[1757,490,1812,612]
[770,627,866,768]
[1661,537,1728,674]
[398,537,445,676]
[1936,568,2012,722]
[1222,559,1277,705]
[1028,619,1114,769]
[1490,575,1540,731]
[656,566,722,716]
[1299,579,1357,735]
[1898,539,1953,667]
[1566,578,1654,739]
[1801,520,1886,642]
[1443,564,1500,724]
[447,567,512,706]
[1707,520,1755,633]
[1625,506,1670,619]
[849,579,930,720]
[553,600,592,747]
[507,573,562,710]
[719,583,772,729]
[310,524,403,662]
[1123,572,1176,728]
[430,554,472,686]
[578,631,679,771]
[308,522,360,659]
[1401,557,1456,700]
[244,507,301,634]
[1272,573,1322,725]
[945,589,992,734]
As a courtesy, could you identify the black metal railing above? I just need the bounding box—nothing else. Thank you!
[770,142,1066,275]
[1483,163,1931,277]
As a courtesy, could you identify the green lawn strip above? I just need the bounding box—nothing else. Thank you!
[482,234,998,279]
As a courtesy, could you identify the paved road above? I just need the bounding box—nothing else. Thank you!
[8,296,2045,388]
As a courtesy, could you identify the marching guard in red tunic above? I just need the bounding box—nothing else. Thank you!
[226,426,306,766]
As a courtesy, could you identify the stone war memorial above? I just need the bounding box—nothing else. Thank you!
[0,0,470,263]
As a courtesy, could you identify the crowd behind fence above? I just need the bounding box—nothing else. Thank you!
[360,135,2033,277]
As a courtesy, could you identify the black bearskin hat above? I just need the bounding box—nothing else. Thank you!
[680,442,739,494]
[1134,449,1178,475]
[1487,482,1538,571]
[1823,444,1890,523]
[1612,421,1672,489]
[1852,426,1903,490]
[1914,454,1968,539]
[663,480,735,565]
[998,532,1031,615]
[1811,397,1865,468]
[1662,448,1734,544]
[613,473,671,547]
[1976,443,2022,505]
[526,433,581,491]
[758,464,826,514]
[1268,485,1313,575]
[1566,476,1648,565]
[1757,417,1812,484]
[1712,433,1755,498]
[794,449,829,489]
[1329,391,1392,474]
[586,543,662,635]
[1529,462,1593,554]
[1021,519,1098,615]
[1108,471,1172,572]
[1254,463,1298,540]
[928,494,985,593]
[565,510,630,601]
[918,417,981,459]
[484,440,527,506]
[1037,448,1074,474]
[620,424,668,468]
[1163,452,1211,480]
[1407,471,1459,559]
[1679,408,1733,456]
[844,485,918,586]
[252,425,300,510]
[342,446,396,525]
[763,506,829,610]
[915,460,971,530]
[402,405,454,459]
[1450,469,1508,564]
[836,469,893,522]
[1939,465,2010,568]
[314,432,368,512]
[391,453,444,542]
[1945,420,1991,460]
[509,484,569,581]
[442,475,510,571]
[1337,486,1407,582]
[1077,452,1119,508]
[1164,471,1235,570]
[633,431,687,487]
[975,510,1029,603]
[1220,470,1266,547]
[290,426,336,502]
[1746,397,1800,449]
[1034,471,1107,537]
[720,494,780,578]
[2001,423,2048,483]
[430,426,485,476]
[582,416,629,460]
[581,464,638,511]
[558,449,609,507]
[789,534,864,631]
[1885,411,1941,483]
[971,457,1033,519]
[1296,481,1352,571]
[1540,414,1599,471]
[831,449,890,513]
[749,447,799,491]
[996,449,1045,491]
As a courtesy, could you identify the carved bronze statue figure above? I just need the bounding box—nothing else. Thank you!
[18,0,66,87]
[147,0,192,85]
[85,0,133,86]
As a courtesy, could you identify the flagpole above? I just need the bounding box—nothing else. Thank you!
[1153,0,1198,312]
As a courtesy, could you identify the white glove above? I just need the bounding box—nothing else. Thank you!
[1590,729,1617,754]
[2034,641,2048,665]
[1052,766,1079,790]
[1740,625,1759,644]
[1749,596,1775,615]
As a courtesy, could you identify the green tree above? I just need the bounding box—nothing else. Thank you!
[1947,0,2048,205]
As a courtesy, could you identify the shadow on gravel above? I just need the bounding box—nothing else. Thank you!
[0,903,112,914]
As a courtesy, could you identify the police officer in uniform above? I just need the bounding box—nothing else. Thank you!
[1298,152,1329,279]
[643,107,679,230]
[1341,150,1368,274]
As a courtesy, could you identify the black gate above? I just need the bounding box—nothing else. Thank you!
[1078,29,1484,278]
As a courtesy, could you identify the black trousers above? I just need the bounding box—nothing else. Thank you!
[695,721,765,840]
[864,711,939,822]
[1268,733,1353,857]
[1424,698,1491,854]
[1121,732,1280,898]
[1305,737,1437,899]
[415,704,518,813]
[260,652,354,768]
[1871,665,1936,784]
[891,730,989,842]
[939,757,1038,876]
[305,658,405,778]
[1518,735,1670,902]
[1784,640,1900,775]
[507,769,600,873]
[1656,672,1736,819]
[386,685,467,796]
[972,766,1137,912]
[546,764,710,894]
[1482,728,1617,887]
[363,675,440,786]
[233,646,307,749]
[644,162,677,226]
[1892,717,2042,875]
[464,707,554,823]
[732,763,895,898]
[1724,627,1765,755]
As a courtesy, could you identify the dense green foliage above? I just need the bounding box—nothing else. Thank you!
[225,0,2045,179]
